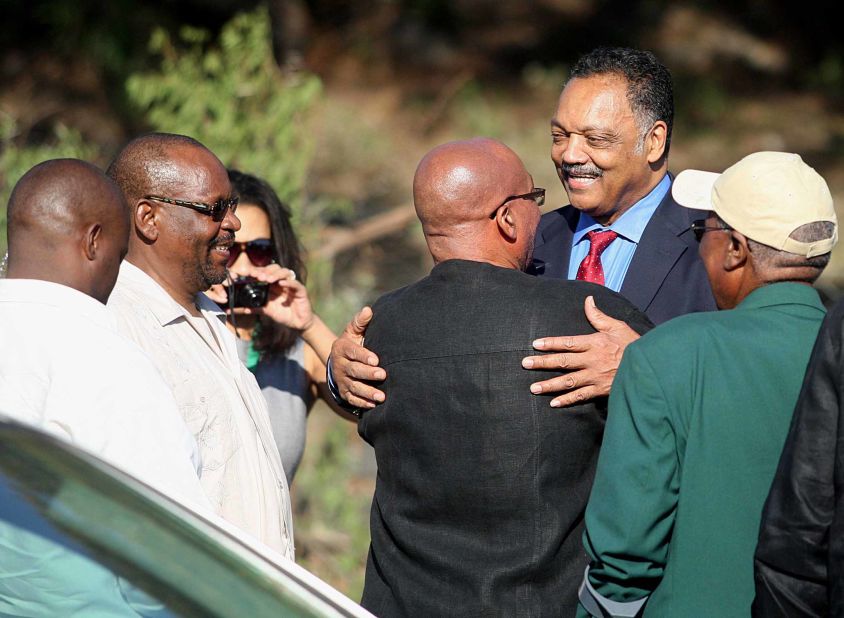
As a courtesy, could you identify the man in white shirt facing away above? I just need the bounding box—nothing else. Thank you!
[105,132,295,560]
[0,158,208,507]
[0,158,212,616]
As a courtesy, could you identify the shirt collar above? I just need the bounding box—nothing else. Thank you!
[196,290,228,325]
[118,261,226,327]
[0,278,114,329]
[573,174,671,245]
[736,281,826,313]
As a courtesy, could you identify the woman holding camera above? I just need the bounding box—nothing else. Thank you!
[208,169,354,486]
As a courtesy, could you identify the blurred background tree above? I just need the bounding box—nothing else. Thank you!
[126,9,320,209]
[1,0,843,600]
[0,117,95,253]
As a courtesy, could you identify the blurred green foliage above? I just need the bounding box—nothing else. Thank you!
[126,7,321,213]
[293,419,372,599]
[124,7,356,307]
[1,6,349,292]
[0,115,98,254]
[812,53,844,97]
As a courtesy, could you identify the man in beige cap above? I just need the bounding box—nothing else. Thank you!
[577,151,838,617]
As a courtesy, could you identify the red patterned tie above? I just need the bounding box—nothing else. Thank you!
[576,229,618,285]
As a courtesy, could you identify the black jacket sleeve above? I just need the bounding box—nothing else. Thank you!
[752,300,844,617]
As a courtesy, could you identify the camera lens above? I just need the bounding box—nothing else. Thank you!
[230,278,269,308]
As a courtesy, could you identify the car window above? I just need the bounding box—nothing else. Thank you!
[0,471,177,616]
[0,421,365,618]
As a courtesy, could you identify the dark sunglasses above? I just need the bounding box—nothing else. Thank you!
[145,194,239,222]
[489,188,546,219]
[226,238,277,267]
[690,219,732,242]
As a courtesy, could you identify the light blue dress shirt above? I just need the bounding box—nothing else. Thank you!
[567,175,671,292]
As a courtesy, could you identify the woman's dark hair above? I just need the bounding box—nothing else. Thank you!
[228,169,307,357]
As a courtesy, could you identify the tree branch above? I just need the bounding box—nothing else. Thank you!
[312,204,417,260]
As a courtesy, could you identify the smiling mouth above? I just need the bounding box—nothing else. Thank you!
[210,236,234,260]
[564,173,601,190]
[561,164,602,189]
[211,233,234,248]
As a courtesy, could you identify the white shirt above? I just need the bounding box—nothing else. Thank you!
[0,279,210,511]
[108,261,294,559]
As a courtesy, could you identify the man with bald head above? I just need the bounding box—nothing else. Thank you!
[105,133,294,559]
[357,138,652,616]
[4,158,126,303]
[329,47,714,415]
[0,159,210,614]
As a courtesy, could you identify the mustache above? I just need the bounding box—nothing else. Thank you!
[562,163,603,177]
[210,232,235,248]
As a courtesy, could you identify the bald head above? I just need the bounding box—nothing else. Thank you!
[6,158,130,302]
[414,138,530,227]
[413,138,540,269]
[106,132,210,205]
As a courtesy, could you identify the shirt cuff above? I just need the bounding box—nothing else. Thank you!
[578,565,649,618]
[326,357,363,417]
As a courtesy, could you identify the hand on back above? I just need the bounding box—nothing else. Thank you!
[329,306,386,409]
[331,297,639,411]
[521,296,640,407]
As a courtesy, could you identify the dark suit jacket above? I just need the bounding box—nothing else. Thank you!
[359,260,653,617]
[528,189,717,324]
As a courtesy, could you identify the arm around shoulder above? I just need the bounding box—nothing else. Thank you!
[303,339,359,422]
[325,306,387,410]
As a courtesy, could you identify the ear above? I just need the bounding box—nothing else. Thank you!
[135,199,159,242]
[645,121,668,164]
[723,231,750,271]
[83,223,102,261]
[494,205,518,242]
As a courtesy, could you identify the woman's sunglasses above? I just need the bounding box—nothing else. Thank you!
[226,238,277,267]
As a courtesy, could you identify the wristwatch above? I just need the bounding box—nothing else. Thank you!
[326,357,365,418]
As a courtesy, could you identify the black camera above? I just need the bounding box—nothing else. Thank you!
[227,277,269,308]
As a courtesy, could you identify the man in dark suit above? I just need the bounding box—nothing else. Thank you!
[326,47,714,413]
[521,47,715,408]
[358,137,652,617]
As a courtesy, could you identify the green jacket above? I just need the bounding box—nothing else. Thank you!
[579,283,826,617]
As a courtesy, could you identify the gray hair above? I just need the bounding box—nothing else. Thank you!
[746,221,835,282]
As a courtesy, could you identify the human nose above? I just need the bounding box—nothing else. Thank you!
[560,134,588,165]
[228,247,251,276]
[222,206,241,232]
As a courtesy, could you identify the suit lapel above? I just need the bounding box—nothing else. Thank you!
[620,192,691,313]
[529,207,579,279]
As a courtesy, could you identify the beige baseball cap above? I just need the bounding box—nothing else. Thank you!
[672,151,838,257]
